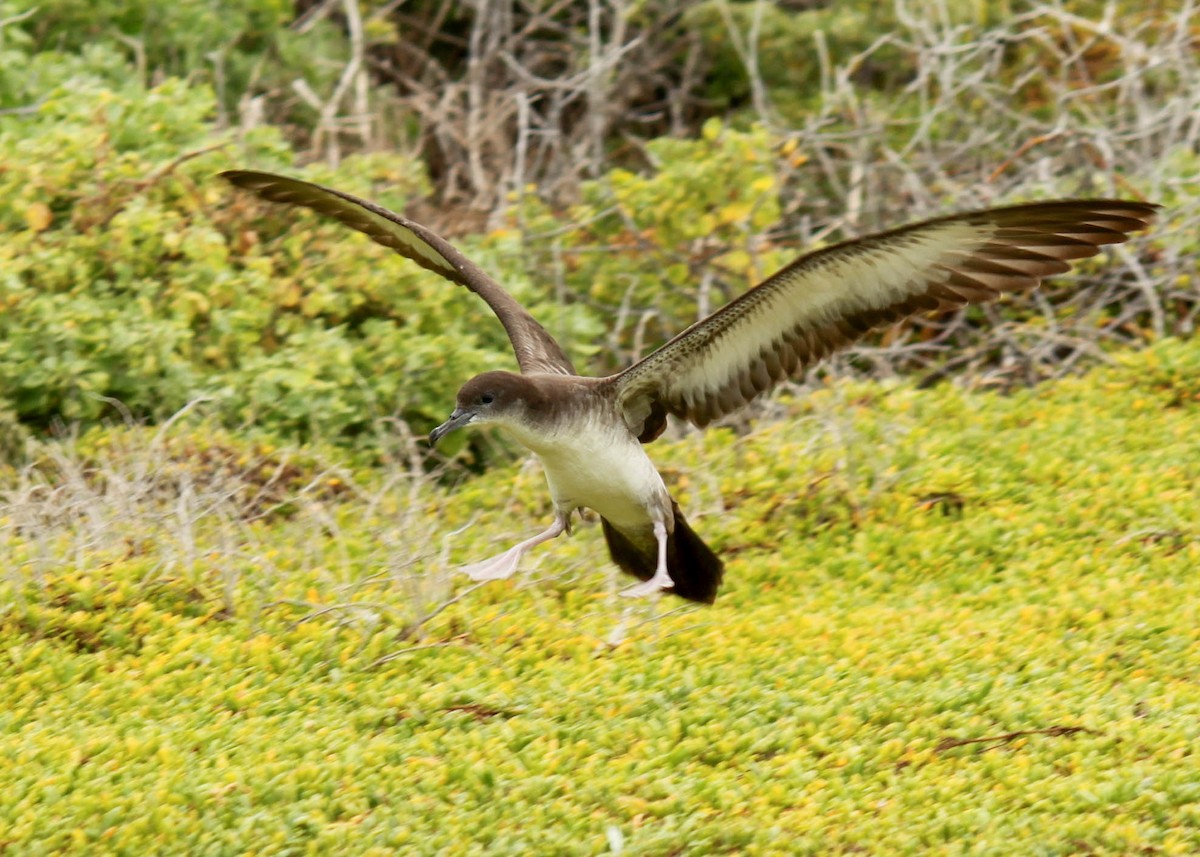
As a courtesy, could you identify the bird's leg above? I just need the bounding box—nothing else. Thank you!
[459,513,569,582]
[620,520,676,598]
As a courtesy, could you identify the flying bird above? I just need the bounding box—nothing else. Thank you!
[222,170,1157,604]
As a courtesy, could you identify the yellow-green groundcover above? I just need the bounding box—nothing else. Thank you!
[2,339,1198,855]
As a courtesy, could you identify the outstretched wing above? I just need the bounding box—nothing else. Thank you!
[221,170,575,376]
[611,199,1158,440]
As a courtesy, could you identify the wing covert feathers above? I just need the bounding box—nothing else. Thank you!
[612,199,1158,437]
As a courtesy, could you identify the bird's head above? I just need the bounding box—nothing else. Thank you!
[429,370,532,446]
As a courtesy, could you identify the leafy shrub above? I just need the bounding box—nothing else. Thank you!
[6,0,338,124]
[0,59,601,455]
[514,121,789,373]
[1,3,1193,461]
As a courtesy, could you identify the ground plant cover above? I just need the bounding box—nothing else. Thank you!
[3,339,1198,854]
[2,1,1198,853]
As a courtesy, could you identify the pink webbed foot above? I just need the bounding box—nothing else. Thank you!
[456,514,569,583]
[618,520,674,598]
[619,571,675,598]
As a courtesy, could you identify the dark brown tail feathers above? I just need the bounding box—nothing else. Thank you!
[600,501,724,603]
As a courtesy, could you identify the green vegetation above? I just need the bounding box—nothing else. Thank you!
[2,339,1198,854]
[1,2,1198,852]
[2,1,1195,454]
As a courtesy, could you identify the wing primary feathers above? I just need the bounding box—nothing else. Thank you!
[221,170,575,376]
[611,198,1158,440]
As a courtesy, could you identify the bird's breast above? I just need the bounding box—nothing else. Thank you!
[515,419,670,528]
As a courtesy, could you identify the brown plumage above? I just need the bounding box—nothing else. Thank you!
[611,201,1160,437]
[223,170,1158,604]
[221,170,573,376]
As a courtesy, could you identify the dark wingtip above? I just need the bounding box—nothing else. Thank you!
[219,169,255,185]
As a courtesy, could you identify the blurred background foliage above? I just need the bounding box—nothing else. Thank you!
[0,0,1195,460]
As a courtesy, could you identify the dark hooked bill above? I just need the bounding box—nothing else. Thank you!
[429,409,472,445]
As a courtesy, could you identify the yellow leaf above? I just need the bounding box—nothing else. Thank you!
[25,201,52,232]
[182,290,211,314]
[719,200,753,224]
[279,282,302,308]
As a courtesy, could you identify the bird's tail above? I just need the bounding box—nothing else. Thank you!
[601,500,724,604]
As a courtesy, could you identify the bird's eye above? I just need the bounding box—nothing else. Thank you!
[480,392,495,405]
